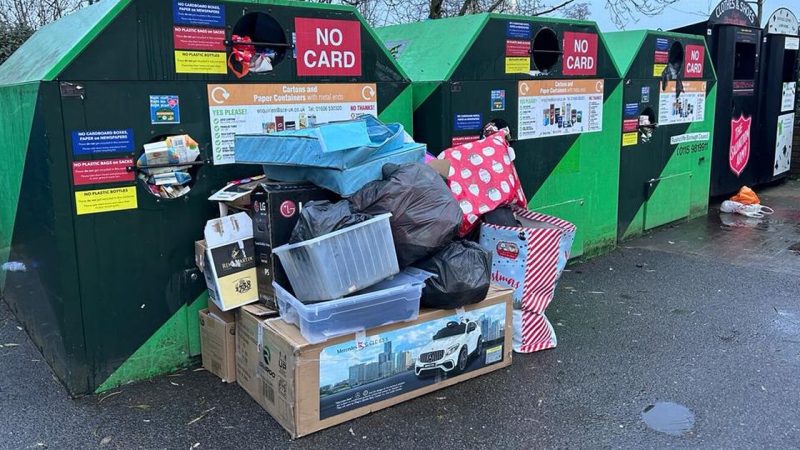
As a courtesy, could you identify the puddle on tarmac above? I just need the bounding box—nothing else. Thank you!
[641,402,695,436]
[719,213,773,231]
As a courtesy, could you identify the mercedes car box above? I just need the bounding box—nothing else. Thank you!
[237,287,513,438]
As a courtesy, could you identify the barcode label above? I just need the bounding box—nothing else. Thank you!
[262,379,275,404]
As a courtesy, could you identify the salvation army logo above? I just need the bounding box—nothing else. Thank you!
[729,115,751,176]
[279,200,297,218]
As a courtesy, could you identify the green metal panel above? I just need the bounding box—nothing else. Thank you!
[0,0,130,86]
[96,292,207,393]
[411,82,441,110]
[603,31,648,76]
[643,172,692,230]
[378,85,414,134]
[689,84,716,217]
[608,31,717,241]
[532,199,586,256]
[0,82,38,288]
[4,82,91,394]
[376,14,488,82]
[1,0,413,396]
[530,82,624,257]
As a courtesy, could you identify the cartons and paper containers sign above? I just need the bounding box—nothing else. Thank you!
[295,18,362,76]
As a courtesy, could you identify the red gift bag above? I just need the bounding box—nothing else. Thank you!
[439,131,527,236]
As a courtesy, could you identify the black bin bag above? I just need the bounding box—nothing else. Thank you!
[289,200,371,243]
[414,240,492,309]
[350,163,461,267]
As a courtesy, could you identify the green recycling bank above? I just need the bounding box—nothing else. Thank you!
[378,14,623,258]
[605,31,717,240]
[0,0,412,396]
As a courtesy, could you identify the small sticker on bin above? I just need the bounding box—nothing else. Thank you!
[506,21,531,39]
[454,114,483,131]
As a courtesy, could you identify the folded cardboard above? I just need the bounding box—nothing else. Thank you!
[236,303,280,399]
[252,181,336,310]
[208,175,266,216]
[203,212,258,311]
[238,286,513,438]
[199,309,236,383]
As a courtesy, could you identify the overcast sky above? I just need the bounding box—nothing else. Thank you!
[589,0,790,31]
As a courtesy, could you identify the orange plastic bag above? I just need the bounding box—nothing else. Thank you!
[731,186,760,205]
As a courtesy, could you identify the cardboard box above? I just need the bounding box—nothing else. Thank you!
[208,175,266,217]
[199,309,236,383]
[236,303,280,399]
[208,297,235,323]
[238,287,513,438]
[252,181,336,310]
[203,212,259,311]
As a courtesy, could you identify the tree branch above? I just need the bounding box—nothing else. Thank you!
[458,0,473,15]
[487,0,506,12]
[429,0,444,18]
[533,0,575,15]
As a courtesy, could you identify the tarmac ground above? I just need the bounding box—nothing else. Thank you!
[2,181,799,449]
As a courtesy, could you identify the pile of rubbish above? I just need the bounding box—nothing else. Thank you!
[720,186,774,218]
[193,115,576,437]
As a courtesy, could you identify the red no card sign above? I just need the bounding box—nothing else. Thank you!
[562,32,597,76]
[684,44,705,78]
[295,18,361,76]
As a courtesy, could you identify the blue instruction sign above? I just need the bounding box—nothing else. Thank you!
[506,21,531,39]
[72,129,134,156]
[491,90,506,111]
[150,95,181,124]
[454,114,483,131]
[641,86,650,103]
[655,37,669,51]
[624,103,639,118]
[173,0,225,27]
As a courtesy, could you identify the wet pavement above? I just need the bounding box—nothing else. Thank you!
[2,180,800,450]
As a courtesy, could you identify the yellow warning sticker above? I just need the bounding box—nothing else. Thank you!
[652,63,667,77]
[75,186,138,215]
[622,132,638,146]
[175,50,227,74]
[505,57,530,74]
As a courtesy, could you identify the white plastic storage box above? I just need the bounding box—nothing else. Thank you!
[272,213,398,302]
[273,268,432,343]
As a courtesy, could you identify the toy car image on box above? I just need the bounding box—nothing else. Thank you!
[415,319,484,377]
